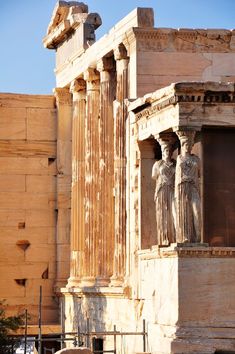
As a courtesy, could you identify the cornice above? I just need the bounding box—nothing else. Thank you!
[130,28,235,53]
[132,82,235,122]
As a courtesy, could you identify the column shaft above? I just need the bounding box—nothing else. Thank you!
[82,68,100,285]
[112,45,129,285]
[54,87,72,291]
[69,80,86,286]
[98,59,116,282]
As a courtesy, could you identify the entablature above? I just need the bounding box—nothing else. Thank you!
[129,82,235,140]
[52,6,154,87]
[127,27,235,53]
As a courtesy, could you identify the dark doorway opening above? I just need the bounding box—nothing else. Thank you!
[92,337,104,353]
[203,128,235,246]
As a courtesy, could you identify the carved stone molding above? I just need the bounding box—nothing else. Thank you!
[133,82,235,122]
[54,87,72,105]
[138,245,235,260]
[62,285,125,298]
[127,28,235,53]
[135,96,177,121]
[161,245,235,258]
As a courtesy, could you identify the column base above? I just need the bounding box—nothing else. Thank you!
[110,275,124,287]
[54,279,68,293]
[66,276,81,288]
[79,276,112,288]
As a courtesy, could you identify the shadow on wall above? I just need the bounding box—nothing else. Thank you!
[72,291,107,348]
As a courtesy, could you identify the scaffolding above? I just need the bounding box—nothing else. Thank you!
[12,286,148,354]
[13,318,147,354]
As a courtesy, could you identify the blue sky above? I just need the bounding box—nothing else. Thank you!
[0,0,235,95]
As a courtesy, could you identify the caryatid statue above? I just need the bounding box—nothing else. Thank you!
[152,135,176,246]
[175,130,201,243]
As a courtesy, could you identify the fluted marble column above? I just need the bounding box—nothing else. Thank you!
[68,79,86,287]
[54,87,72,291]
[111,44,129,286]
[82,68,100,286]
[97,57,116,283]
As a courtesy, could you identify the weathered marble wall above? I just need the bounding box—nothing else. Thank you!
[135,29,235,97]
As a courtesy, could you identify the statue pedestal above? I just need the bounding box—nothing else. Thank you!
[138,245,235,354]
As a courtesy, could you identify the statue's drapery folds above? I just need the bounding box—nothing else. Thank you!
[152,135,176,246]
[175,130,201,243]
[152,129,202,246]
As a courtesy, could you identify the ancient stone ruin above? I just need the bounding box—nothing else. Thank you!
[1,1,235,353]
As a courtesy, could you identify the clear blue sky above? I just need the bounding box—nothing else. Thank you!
[0,0,234,95]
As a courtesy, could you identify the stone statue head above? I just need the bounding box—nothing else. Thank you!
[156,134,176,161]
[176,130,196,154]
[159,140,172,160]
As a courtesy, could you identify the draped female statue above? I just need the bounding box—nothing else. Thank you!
[175,131,201,243]
[152,138,176,246]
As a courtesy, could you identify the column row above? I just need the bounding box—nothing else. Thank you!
[68,45,129,288]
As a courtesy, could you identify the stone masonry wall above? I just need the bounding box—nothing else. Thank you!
[0,93,59,324]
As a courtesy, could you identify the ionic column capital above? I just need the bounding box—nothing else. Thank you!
[84,68,100,91]
[54,87,72,106]
[97,57,115,73]
[114,43,128,61]
[70,78,86,93]
[70,79,86,101]
[97,57,115,83]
